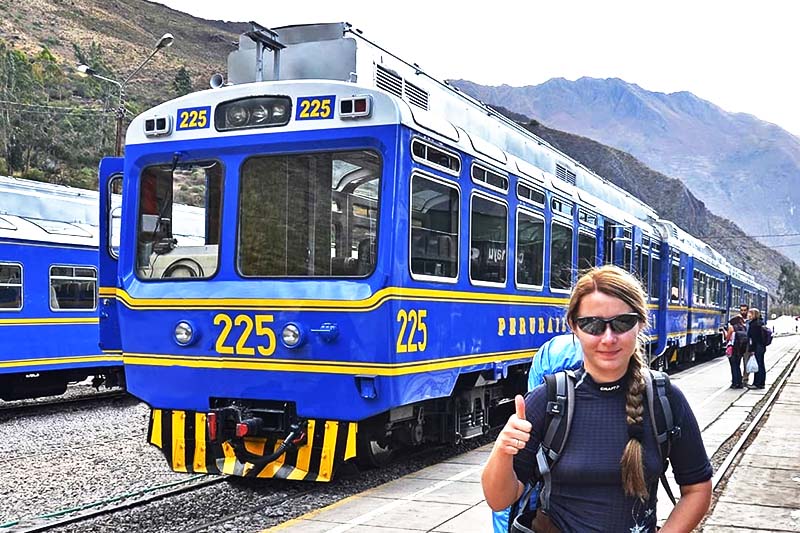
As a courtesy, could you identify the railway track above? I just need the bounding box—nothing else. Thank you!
[0,389,129,418]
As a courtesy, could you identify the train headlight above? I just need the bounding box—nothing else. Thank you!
[281,323,303,348]
[174,321,195,346]
[215,96,292,131]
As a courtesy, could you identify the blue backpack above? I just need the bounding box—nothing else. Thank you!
[507,369,680,533]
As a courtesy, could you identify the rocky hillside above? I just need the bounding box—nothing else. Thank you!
[452,78,800,266]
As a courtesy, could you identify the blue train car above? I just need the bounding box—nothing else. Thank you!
[0,177,124,400]
[98,23,769,480]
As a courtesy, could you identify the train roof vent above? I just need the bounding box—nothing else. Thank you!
[555,163,577,185]
[376,65,403,98]
[404,80,429,110]
[670,225,678,238]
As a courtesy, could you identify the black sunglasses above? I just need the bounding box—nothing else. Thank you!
[574,313,640,336]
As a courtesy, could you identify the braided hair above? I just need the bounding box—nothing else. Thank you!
[567,265,650,500]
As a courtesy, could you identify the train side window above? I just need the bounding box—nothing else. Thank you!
[108,175,123,259]
[50,265,96,311]
[670,263,680,303]
[516,209,544,288]
[641,251,650,296]
[238,150,381,277]
[137,161,223,280]
[410,174,459,280]
[0,263,22,311]
[651,254,661,300]
[550,221,573,291]
[577,230,596,273]
[470,194,507,285]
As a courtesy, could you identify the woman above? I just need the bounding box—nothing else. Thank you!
[725,312,747,388]
[747,309,767,389]
[482,265,712,532]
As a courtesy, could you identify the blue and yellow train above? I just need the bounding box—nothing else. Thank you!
[0,177,123,400]
[97,23,768,480]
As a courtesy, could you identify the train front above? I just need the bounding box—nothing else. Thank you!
[111,45,407,480]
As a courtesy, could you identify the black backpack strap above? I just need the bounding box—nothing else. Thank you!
[535,370,576,512]
[645,369,680,506]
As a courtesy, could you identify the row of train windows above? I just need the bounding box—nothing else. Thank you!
[0,263,97,311]
[412,174,595,290]
[731,286,764,312]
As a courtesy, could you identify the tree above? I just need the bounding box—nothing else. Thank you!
[172,67,192,96]
[777,263,800,305]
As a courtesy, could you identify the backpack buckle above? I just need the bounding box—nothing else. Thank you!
[546,398,565,415]
[669,425,682,440]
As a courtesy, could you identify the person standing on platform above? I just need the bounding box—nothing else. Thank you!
[747,309,767,389]
[482,265,712,532]
[725,309,748,388]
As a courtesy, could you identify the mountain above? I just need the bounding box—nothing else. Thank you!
[451,78,800,267]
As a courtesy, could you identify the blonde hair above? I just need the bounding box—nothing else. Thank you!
[749,308,761,321]
[567,265,650,500]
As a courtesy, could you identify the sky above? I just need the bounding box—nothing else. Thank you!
[154,0,800,136]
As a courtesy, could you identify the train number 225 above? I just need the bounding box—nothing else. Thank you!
[214,313,276,356]
[396,309,428,353]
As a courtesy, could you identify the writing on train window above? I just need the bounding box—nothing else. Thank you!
[517,183,545,207]
[670,263,680,303]
[550,221,573,291]
[136,161,222,280]
[410,175,459,280]
[471,163,509,192]
[577,230,596,274]
[517,210,544,287]
[0,263,22,310]
[238,150,381,277]
[651,255,661,300]
[49,265,96,311]
[411,139,460,176]
[470,195,507,285]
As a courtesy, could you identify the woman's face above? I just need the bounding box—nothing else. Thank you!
[747,311,754,321]
[571,290,641,382]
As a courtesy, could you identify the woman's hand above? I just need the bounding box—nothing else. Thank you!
[495,395,533,455]
[482,394,532,510]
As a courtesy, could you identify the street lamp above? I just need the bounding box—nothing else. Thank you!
[76,32,175,156]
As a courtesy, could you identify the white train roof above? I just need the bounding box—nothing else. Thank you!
[0,176,98,246]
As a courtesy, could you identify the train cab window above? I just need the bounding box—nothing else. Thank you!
[239,150,380,277]
[137,162,222,280]
[670,263,680,303]
[550,221,573,291]
[577,230,596,273]
[410,175,459,280]
[108,176,123,259]
[0,263,22,310]
[516,210,544,287]
[470,194,507,285]
[50,265,96,310]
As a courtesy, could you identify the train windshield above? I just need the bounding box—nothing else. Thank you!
[238,150,381,277]
[136,162,222,280]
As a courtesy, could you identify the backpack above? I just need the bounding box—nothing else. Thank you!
[508,369,680,533]
[762,325,773,347]
[732,320,749,355]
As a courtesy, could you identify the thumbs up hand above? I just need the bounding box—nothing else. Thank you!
[496,394,532,455]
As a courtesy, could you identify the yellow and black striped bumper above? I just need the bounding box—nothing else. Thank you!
[148,409,358,481]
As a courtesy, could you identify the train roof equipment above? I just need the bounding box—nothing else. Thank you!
[182,22,660,227]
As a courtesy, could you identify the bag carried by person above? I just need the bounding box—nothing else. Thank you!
[762,325,773,347]
[732,321,749,356]
[746,355,758,374]
[725,343,734,357]
[508,369,680,533]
